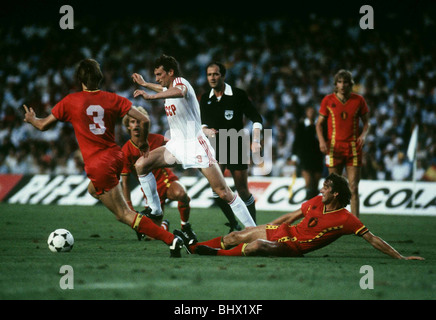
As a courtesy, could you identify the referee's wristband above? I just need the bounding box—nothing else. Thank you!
[252,139,260,143]
[252,122,263,131]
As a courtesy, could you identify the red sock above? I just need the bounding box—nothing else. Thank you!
[178,201,190,225]
[216,243,247,256]
[132,213,174,245]
[190,236,224,252]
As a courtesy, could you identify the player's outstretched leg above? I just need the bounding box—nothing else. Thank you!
[89,182,184,257]
[201,163,256,227]
[132,212,184,258]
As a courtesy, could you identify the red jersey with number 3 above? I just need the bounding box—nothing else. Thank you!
[51,90,132,164]
[319,93,369,142]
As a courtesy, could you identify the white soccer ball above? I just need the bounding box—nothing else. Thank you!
[47,229,74,252]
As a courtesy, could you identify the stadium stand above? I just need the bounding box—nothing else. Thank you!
[0,8,435,181]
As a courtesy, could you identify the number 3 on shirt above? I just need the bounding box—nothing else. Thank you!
[87,105,106,135]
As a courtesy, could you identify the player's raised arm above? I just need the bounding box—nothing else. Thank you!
[362,231,424,260]
[132,73,163,93]
[134,86,186,101]
[23,104,58,131]
[269,209,304,225]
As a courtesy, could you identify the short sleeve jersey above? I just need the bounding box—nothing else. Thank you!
[164,77,203,141]
[319,93,369,142]
[51,90,131,164]
[291,196,368,253]
[199,83,262,131]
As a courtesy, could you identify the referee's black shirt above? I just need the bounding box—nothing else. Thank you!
[199,83,263,168]
[199,83,262,131]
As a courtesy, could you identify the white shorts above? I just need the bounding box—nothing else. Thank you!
[165,135,217,169]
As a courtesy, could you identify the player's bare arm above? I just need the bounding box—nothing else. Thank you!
[23,104,58,131]
[315,115,328,154]
[134,85,186,101]
[269,209,304,225]
[131,73,163,93]
[251,127,262,153]
[362,231,424,260]
[121,174,134,210]
[357,113,370,149]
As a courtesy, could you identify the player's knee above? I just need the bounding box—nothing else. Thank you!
[223,230,243,247]
[135,157,151,175]
[349,181,359,194]
[87,183,99,199]
[225,231,238,243]
[173,188,189,202]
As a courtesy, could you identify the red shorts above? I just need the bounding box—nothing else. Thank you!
[85,147,124,195]
[265,224,303,257]
[326,140,362,167]
[154,168,179,205]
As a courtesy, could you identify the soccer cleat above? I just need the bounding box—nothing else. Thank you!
[169,235,185,258]
[173,229,193,253]
[134,212,146,241]
[140,207,163,220]
[195,245,219,256]
[181,222,198,245]
[135,230,145,241]
[225,222,242,233]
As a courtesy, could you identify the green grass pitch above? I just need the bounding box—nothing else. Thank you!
[0,203,435,300]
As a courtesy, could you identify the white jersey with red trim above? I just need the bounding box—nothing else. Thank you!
[164,77,203,141]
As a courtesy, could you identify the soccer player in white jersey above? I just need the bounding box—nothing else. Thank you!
[132,55,256,241]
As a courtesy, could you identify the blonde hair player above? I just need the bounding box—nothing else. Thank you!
[316,70,370,217]
[121,106,197,244]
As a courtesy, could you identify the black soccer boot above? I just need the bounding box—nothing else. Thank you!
[169,235,185,258]
[195,245,219,256]
[181,222,198,245]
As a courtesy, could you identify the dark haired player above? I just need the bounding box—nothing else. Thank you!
[200,62,263,231]
[132,55,256,242]
[181,173,424,260]
[23,58,185,257]
[316,70,371,217]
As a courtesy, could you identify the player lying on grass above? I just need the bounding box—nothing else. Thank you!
[176,173,424,260]
[23,58,185,257]
[121,106,197,243]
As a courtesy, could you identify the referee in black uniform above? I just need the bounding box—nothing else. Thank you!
[200,62,263,231]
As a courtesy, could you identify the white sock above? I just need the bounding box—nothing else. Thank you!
[138,173,162,216]
[229,195,256,227]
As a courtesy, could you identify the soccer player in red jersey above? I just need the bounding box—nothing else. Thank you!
[121,106,197,243]
[23,59,185,257]
[316,70,371,217]
[182,173,423,260]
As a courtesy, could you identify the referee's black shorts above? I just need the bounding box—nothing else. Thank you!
[210,135,249,171]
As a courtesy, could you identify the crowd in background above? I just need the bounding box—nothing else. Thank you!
[1,10,435,181]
